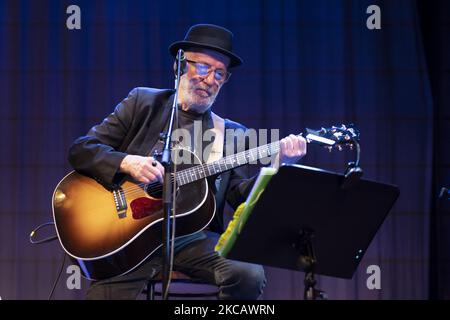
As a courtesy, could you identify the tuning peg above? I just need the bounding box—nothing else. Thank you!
[337,145,343,151]
[349,144,353,150]
[327,146,333,152]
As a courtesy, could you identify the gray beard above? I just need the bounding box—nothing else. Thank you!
[180,78,218,113]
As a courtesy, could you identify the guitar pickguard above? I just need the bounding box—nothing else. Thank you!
[130,197,163,219]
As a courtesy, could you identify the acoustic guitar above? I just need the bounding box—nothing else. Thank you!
[52,125,359,280]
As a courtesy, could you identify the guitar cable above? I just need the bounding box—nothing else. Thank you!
[29,222,58,244]
[48,252,66,300]
[29,221,66,300]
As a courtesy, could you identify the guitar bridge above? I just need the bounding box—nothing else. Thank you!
[113,189,127,219]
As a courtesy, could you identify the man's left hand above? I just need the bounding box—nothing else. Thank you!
[272,134,307,169]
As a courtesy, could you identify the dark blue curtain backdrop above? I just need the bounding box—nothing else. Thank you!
[0,0,446,299]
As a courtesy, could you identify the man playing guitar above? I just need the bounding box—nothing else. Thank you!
[65,24,306,299]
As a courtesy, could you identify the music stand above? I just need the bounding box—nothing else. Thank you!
[225,164,400,299]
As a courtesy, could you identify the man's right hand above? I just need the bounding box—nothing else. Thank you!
[119,155,164,184]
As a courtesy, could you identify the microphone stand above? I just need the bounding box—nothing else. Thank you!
[161,48,184,300]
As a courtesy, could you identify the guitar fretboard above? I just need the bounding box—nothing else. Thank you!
[175,141,280,186]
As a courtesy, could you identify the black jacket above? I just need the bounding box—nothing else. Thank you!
[68,87,255,233]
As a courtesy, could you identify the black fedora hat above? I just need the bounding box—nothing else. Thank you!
[169,24,243,68]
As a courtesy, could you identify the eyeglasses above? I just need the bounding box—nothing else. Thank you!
[185,59,231,84]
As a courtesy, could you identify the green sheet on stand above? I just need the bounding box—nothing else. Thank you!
[215,167,278,257]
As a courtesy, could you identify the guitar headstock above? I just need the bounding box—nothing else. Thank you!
[304,124,360,151]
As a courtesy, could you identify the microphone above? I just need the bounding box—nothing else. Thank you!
[174,49,187,78]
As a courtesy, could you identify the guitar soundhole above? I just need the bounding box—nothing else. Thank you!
[130,197,162,219]
[145,182,163,199]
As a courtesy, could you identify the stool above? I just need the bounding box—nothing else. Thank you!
[144,271,219,300]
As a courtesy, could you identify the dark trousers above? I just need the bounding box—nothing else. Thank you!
[86,232,266,300]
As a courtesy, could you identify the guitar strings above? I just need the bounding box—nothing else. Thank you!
[120,152,250,197]
[118,131,356,197]
[120,143,280,197]
[120,145,279,197]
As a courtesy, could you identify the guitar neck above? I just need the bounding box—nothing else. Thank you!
[171,124,358,186]
[175,140,282,186]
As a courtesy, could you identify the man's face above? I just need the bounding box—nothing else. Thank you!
[178,48,230,114]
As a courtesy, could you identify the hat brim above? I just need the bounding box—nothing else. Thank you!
[169,41,243,68]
